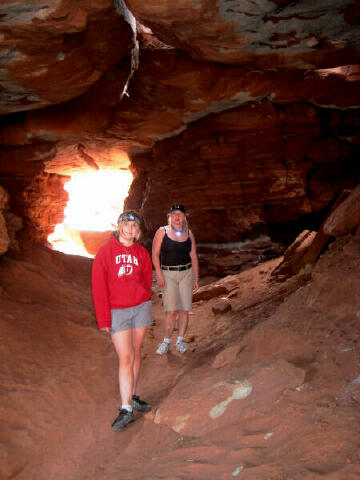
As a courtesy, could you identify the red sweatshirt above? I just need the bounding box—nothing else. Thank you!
[91,234,153,330]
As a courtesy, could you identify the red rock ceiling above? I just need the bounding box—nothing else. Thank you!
[0,0,360,246]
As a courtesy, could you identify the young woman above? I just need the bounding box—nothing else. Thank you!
[152,204,199,355]
[92,210,153,431]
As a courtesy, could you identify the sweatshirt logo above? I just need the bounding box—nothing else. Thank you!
[115,254,138,277]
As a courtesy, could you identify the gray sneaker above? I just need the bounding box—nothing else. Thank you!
[111,409,135,431]
[176,340,189,353]
[156,341,170,355]
[132,395,152,412]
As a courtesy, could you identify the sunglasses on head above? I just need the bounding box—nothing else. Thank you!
[170,204,186,214]
[117,212,140,224]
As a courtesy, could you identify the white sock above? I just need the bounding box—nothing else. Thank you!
[122,404,133,413]
[176,336,184,344]
[163,338,171,344]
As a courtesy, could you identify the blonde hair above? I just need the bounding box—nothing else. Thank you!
[116,210,142,242]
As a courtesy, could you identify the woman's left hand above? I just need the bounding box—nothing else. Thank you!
[193,279,199,292]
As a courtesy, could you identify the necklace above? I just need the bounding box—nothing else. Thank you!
[171,223,183,236]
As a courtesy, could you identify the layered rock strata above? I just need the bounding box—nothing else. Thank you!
[0,1,359,247]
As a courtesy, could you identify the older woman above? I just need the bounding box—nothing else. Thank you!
[152,204,199,355]
[92,210,153,431]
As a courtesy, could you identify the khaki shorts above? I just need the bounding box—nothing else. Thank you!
[162,267,194,312]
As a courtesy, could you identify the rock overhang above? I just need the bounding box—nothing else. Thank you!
[0,0,359,246]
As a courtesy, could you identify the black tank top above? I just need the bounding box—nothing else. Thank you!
[160,231,192,266]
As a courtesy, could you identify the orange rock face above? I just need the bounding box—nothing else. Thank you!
[0,1,359,246]
[0,4,360,478]
[0,0,133,113]
[2,227,360,479]
[22,172,69,243]
[1,5,360,479]
[126,0,360,67]
[136,99,359,242]
[0,186,10,254]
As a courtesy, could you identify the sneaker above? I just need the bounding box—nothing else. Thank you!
[132,395,152,412]
[111,409,135,431]
[156,341,170,355]
[176,340,189,353]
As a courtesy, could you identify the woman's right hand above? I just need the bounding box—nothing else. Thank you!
[100,327,110,334]
[156,272,165,288]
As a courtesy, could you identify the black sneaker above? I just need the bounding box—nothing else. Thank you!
[132,394,152,413]
[111,409,135,431]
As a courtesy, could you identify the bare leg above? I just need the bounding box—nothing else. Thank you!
[131,327,147,394]
[177,310,189,338]
[111,330,134,406]
[164,310,177,339]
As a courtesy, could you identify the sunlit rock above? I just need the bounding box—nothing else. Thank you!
[324,184,360,237]
[193,283,229,302]
[23,172,69,243]
[153,359,305,437]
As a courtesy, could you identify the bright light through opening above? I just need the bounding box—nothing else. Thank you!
[48,169,133,257]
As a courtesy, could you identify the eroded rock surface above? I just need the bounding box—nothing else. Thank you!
[1,4,360,479]
[0,1,359,245]
[0,0,132,113]
[1,227,360,479]
[0,186,10,254]
[126,0,360,68]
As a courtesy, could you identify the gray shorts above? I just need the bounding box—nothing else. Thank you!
[110,300,152,333]
[162,267,194,312]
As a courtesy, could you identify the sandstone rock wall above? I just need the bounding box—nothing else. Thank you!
[0,0,133,113]
[0,186,10,254]
[0,1,359,248]
[133,101,360,243]
[22,172,69,243]
[0,185,22,255]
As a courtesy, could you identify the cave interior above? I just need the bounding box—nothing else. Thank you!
[1,1,360,479]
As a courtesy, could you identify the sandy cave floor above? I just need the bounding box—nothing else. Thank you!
[0,240,360,480]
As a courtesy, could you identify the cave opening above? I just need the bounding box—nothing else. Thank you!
[48,169,133,257]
